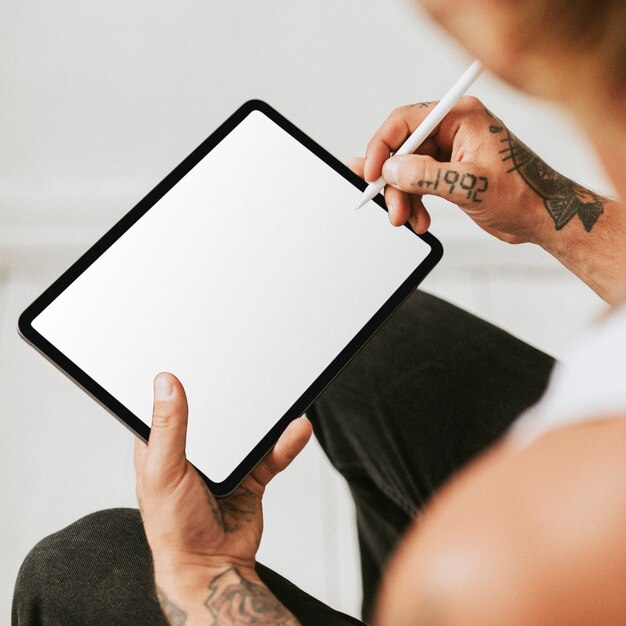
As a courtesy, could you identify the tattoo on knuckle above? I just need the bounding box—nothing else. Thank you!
[485,108,505,134]
[412,100,436,109]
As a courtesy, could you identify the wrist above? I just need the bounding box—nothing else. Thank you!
[155,564,258,626]
[510,180,558,247]
[155,565,300,626]
[154,557,256,596]
[535,198,626,304]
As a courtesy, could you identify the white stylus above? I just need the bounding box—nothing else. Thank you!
[354,60,484,210]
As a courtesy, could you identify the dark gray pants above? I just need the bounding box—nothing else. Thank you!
[12,291,555,625]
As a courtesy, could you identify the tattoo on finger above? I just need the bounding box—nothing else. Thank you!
[415,168,488,202]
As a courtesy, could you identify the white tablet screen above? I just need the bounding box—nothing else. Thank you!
[31,110,432,483]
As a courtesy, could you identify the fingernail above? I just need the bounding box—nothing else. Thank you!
[363,157,371,180]
[154,374,173,400]
[382,158,399,185]
[387,198,396,221]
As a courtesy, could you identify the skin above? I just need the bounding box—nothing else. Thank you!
[357,98,626,305]
[135,373,311,625]
[377,419,626,625]
[136,1,626,623]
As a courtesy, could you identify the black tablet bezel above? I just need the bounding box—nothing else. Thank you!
[18,99,443,497]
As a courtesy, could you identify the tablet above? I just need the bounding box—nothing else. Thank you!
[19,100,443,496]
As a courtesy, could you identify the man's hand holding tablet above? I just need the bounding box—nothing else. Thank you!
[135,372,310,625]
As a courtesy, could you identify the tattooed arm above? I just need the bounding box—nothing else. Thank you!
[488,118,625,303]
[156,567,299,626]
[134,373,310,625]
[357,96,626,304]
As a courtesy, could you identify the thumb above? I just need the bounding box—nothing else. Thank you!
[147,373,189,472]
[382,155,489,207]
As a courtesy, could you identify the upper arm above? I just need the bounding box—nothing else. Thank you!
[375,416,626,626]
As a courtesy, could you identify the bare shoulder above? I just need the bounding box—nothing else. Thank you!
[376,417,626,626]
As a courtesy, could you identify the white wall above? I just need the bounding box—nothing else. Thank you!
[1,0,609,621]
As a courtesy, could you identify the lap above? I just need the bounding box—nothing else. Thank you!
[12,509,363,626]
[306,289,555,619]
[308,289,555,514]
[13,291,555,625]
[13,509,165,626]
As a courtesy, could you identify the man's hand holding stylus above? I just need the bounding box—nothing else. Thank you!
[134,372,310,625]
[353,96,561,242]
[354,96,626,304]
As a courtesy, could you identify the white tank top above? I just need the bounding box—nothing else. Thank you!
[509,302,626,447]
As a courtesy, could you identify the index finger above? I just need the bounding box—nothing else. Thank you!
[247,417,313,491]
[364,102,439,182]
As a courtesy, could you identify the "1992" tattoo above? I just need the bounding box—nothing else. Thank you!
[416,168,488,202]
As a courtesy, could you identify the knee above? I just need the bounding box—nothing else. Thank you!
[308,291,439,424]
[13,535,51,624]
[12,508,146,625]
[56,507,144,543]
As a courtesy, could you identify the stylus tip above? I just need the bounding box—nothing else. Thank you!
[354,197,368,211]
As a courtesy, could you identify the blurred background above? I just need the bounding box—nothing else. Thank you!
[1,0,610,621]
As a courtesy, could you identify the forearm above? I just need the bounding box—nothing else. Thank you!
[488,124,626,304]
[534,194,626,305]
[155,565,301,626]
